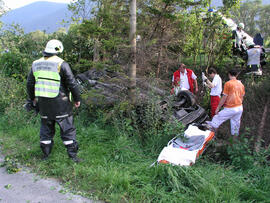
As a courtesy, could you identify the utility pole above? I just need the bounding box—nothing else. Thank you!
[129,0,136,103]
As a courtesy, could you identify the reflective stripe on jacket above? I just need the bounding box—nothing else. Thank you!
[32,56,64,98]
[27,54,81,120]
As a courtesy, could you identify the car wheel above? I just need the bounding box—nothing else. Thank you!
[175,90,196,108]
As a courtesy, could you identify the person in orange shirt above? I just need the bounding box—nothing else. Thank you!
[206,69,245,135]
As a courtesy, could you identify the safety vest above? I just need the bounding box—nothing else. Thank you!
[247,48,261,66]
[173,69,194,93]
[32,56,64,98]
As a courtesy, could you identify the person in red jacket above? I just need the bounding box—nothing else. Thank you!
[171,63,198,94]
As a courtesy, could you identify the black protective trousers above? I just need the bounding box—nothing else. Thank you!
[40,115,76,143]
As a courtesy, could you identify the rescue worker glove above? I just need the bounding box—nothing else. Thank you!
[23,99,39,114]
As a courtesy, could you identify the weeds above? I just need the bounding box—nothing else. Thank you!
[0,156,21,174]
[1,103,270,202]
[227,128,270,171]
[1,72,270,202]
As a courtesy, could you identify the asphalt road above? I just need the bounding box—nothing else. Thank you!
[0,153,96,203]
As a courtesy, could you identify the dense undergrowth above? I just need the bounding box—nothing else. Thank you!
[1,74,270,202]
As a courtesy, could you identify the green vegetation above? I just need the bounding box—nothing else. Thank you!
[0,75,270,202]
[0,0,270,202]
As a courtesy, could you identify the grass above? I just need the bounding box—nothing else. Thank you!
[1,107,270,203]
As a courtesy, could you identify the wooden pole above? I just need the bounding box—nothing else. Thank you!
[129,0,137,103]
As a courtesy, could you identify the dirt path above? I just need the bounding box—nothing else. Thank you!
[0,152,97,203]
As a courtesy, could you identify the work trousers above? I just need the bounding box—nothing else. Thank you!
[40,115,76,144]
[210,96,220,118]
[209,105,243,135]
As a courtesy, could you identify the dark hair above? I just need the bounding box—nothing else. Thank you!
[228,69,238,77]
[208,68,217,74]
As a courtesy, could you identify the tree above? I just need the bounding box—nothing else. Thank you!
[68,0,95,21]
[223,0,240,9]
[257,4,270,42]
[230,0,270,44]
[129,0,136,103]
[0,0,7,16]
[231,0,261,37]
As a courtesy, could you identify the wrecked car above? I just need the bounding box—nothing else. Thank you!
[76,69,208,126]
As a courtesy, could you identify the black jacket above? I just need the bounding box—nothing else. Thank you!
[27,55,81,119]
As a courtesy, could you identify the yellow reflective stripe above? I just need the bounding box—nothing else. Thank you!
[34,71,60,81]
[32,56,64,98]
[35,91,58,98]
[69,92,72,101]
[57,60,63,72]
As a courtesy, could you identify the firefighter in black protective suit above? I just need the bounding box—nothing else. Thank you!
[27,39,81,163]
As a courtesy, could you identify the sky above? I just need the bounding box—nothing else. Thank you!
[3,0,73,10]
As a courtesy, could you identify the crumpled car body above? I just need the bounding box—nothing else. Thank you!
[159,90,209,126]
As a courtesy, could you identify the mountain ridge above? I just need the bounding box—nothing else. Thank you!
[1,1,72,33]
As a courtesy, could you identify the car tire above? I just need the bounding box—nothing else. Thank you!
[175,90,196,107]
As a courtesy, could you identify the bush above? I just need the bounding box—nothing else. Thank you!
[0,51,31,81]
[227,129,270,171]
[0,74,26,113]
[227,134,255,170]
[109,95,184,155]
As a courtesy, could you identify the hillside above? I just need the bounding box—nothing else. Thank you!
[0,1,72,33]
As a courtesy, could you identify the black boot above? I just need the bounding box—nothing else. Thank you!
[40,141,54,160]
[65,141,81,163]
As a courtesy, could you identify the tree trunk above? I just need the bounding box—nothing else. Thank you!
[255,100,269,152]
[156,20,166,77]
[156,43,163,77]
[93,38,100,62]
[165,46,169,73]
[129,0,136,103]
[193,54,197,67]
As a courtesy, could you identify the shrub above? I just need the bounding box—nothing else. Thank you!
[227,134,255,170]
[0,51,31,81]
[0,74,26,113]
[109,94,184,155]
[227,129,270,171]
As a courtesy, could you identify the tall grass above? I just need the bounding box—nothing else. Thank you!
[0,74,270,202]
[1,110,270,202]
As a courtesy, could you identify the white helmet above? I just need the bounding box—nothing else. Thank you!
[44,39,64,54]
[238,23,245,29]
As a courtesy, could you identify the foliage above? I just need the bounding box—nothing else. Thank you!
[0,25,47,80]
[0,156,21,174]
[0,51,30,80]
[223,0,240,9]
[227,130,255,170]
[227,128,270,171]
[0,0,270,202]
[0,74,26,113]
[231,0,270,42]
[1,100,270,202]
[68,0,94,21]
[107,94,185,156]
[241,75,270,147]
